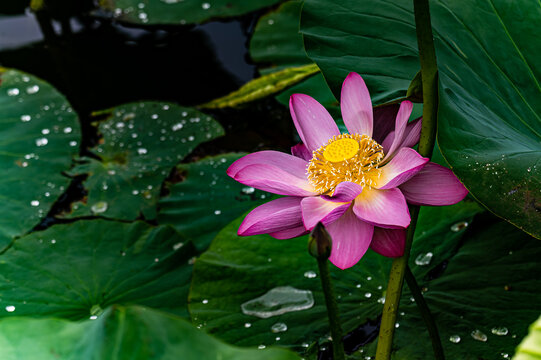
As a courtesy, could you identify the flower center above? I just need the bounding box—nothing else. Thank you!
[307,134,384,195]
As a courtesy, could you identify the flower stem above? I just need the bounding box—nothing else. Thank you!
[375,0,439,358]
[405,266,445,360]
[317,257,345,360]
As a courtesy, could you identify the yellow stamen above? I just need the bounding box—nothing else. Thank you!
[307,134,384,195]
[323,138,359,162]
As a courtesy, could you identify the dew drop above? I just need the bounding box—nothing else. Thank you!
[63,127,73,134]
[451,221,469,232]
[258,345,266,350]
[303,270,317,279]
[173,242,184,250]
[364,292,372,298]
[137,148,148,155]
[172,123,184,131]
[491,327,508,336]
[89,315,98,320]
[31,200,40,207]
[471,329,487,342]
[21,115,31,122]
[242,186,255,194]
[5,306,15,312]
[26,85,40,94]
[271,322,288,333]
[35,138,48,147]
[69,141,78,147]
[214,210,221,215]
[7,88,19,96]
[241,286,314,318]
[244,323,251,328]
[202,299,208,304]
[202,2,210,9]
[449,335,461,343]
[415,252,433,266]
[91,201,108,214]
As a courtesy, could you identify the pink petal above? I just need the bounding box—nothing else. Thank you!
[399,162,469,205]
[353,188,410,229]
[370,228,406,257]
[234,164,315,196]
[269,226,308,239]
[239,197,303,236]
[326,209,374,270]
[289,94,340,152]
[383,100,413,162]
[376,148,429,190]
[228,151,315,197]
[301,196,350,231]
[321,181,363,202]
[372,104,400,144]
[340,72,373,137]
[228,150,307,179]
[291,143,313,161]
[382,117,422,154]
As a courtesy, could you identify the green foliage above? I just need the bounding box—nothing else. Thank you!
[98,0,282,25]
[0,305,301,360]
[200,64,320,109]
[189,201,541,359]
[514,316,541,360]
[61,102,223,221]
[0,68,80,251]
[300,0,541,238]
[157,153,269,251]
[0,220,196,319]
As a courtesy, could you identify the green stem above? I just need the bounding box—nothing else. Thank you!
[317,257,345,360]
[375,0,439,358]
[405,266,445,360]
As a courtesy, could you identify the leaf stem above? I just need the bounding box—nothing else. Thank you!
[317,257,345,360]
[375,0,439,358]
[405,266,445,360]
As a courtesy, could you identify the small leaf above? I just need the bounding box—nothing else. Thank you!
[200,64,320,109]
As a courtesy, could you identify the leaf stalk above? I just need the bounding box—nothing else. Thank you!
[375,0,440,358]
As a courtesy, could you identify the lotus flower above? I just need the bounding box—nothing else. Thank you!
[228,72,468,269]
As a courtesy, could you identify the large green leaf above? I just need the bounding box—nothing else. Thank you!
[157,153,269,251]
[300,0,541,238]
[189,201,541,359]
[433,1,541,239]
[0,305,301,360]
[249,0,310,70]
[0,220,196,319]
[60,102,223,221]
[514,315,541,360]
[97,0,282,25]
[0,68,80,251]
[300,0,418,105]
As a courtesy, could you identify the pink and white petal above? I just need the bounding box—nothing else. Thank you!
[353,188,410,229]
[399,162,469,205]
[383,100,413,162]
[228,150,307,179]
[382,117,422,154]
[301,196,350,230]
[269,226,309,239]
[291,143,313,161]
[376,148,429,190]
[234,164,315,197]
[340,72,373,137]
[290,94,340,152]
[239,197,303,236]
[372,104,400,144]
[326,210,374,270]
[322,181,363,203]
[370,228,406,258]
